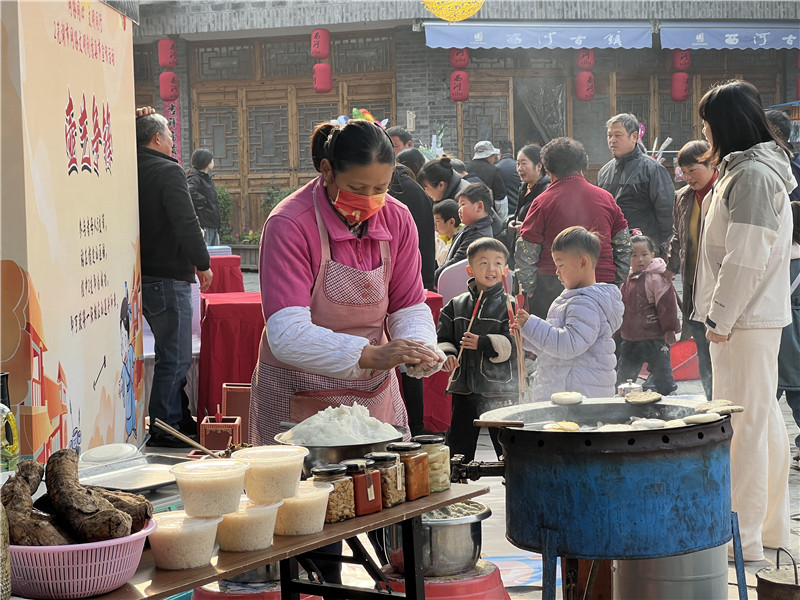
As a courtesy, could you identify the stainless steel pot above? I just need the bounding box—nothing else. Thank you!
[385,500,491,577]
[223,562,280,583]
[616,378,643,397]
[274,426,407,477]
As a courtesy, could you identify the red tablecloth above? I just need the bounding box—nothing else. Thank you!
[197,292,263,430]
[205,255,245,294]
[422,291,452,433]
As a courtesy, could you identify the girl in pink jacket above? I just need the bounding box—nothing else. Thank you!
[616,233,681,395]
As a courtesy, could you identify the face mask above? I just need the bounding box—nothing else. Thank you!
[332,187,386,222]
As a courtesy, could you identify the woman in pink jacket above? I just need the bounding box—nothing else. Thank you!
[249,119,444,446]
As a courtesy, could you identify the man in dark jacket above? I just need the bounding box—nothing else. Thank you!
[597,113,674,256]
[187,148,221,246]
[137,113,212,447]
[467,140,509,219]
[496,140,522,214]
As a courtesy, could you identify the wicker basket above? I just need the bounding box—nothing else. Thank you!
[9,519,156,599]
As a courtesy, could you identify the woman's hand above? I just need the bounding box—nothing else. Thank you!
[358,339,440,371]
[442,356,459,371]
[706,329,730,344]
[460,332,479,350]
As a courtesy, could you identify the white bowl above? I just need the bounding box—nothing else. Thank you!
[217,495,283,552]
[231,446,308,505]
[169,459,248,517]
[274,481,333,536]
[79,443,139,465]
[148,512,221,570]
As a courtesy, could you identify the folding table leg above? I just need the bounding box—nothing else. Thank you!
[401,515,425,600]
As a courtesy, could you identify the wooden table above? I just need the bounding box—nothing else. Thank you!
[98,484,489,600]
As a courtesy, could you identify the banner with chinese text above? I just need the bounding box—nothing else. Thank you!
[0,0,142,464]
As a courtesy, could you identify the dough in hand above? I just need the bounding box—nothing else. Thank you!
[551,392,583,405]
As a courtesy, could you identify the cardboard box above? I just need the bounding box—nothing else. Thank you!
[222,383,251,443]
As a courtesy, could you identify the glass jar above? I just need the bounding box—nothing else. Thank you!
[311,464,355,523]
[340,459,382,516]
[386,442,430,501]
[365,451,406,508]
[411,434,450,492]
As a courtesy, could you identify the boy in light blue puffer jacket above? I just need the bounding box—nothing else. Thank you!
[513,226,624,401]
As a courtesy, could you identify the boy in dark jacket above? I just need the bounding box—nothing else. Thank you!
[437,237,518,461]
[434,182,494,283]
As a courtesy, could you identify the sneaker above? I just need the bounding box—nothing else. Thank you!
[146,431,198,448]
[792,452,800,471]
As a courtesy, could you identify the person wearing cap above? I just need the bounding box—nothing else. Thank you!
[467,140,509,220]
[187,148,221,246]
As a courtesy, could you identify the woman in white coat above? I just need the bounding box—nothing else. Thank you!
[693,80,796,562]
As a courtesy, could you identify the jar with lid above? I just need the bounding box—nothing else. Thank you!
[311,464,355,523]
[340,459,382,516]
[364,451,406,508]
[386,442,430,501]
[411,434,450,492]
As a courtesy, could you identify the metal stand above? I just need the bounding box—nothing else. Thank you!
[730,512,747,600]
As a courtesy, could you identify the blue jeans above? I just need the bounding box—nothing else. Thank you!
[142,276,193,427]
[203,227,220,246]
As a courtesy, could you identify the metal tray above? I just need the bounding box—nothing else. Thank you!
[78,454,185,493]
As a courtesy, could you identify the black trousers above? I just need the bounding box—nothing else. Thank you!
[528,274,564,320]
[446,392,504,462]
[617,339,676,395]
[400,372,425,436]
[689,319,713,400]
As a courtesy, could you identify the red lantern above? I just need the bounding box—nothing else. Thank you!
[313,63,332,94]
[671,72,690,102]
[672,49,691,71]
[576,48,595,70]
[449,48,469,69]
[157,39,177,68]
[159,71,179,102]
[311,29,331,59]
[575,71,595,101]
[449,71,469,102]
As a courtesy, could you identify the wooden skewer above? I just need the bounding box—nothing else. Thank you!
[447,289,484,389]
[153,418,221,458]
[502,277,528,403]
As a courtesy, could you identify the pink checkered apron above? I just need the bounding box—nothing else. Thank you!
[250,181,408,445]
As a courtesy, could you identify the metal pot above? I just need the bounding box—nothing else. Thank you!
[224,562,280,583]
[756,548,800,600]
[385,500,491,577]
[274,427,407,477]
[617,378,643,397]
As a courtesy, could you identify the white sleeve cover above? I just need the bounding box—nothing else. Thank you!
[386,302,437,345]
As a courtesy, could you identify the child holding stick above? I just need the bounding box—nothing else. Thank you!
[437,238,519,461]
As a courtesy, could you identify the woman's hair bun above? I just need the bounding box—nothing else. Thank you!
[438,155,452,169]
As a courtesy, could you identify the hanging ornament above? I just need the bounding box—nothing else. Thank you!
[576,48,595,71]
[311,29,331,60]
[157,39,177,68]
[159,71,179,102]
[422,0,484,23]
[449,48,470,69]
[575,71,595,101]
[450,71,469,102]
[671,72,690,102]
[313,63,332,94]
[672,49,691,71]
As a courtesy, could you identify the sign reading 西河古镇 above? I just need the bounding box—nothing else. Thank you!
[0,0,143,467]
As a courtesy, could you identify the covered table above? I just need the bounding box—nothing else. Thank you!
[422,291,451,433]
[204,254,245,294]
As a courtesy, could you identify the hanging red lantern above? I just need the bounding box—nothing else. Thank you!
[311,29,331,59]
[449,48,470,69]
[671,72,690,102]
[157,39,177,68]
[576,48,595,70]
[313,63,332,94]
[672,49,691,71]
[575,71,595,101]
[159,71,179,102]
[450,70,469,102]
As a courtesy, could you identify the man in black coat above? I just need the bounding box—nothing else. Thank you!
[136,113,212,447]
[496,140,522,214]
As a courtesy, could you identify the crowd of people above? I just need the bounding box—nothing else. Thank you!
[135,78,799,568]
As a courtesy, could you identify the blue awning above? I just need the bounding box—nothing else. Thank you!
[424,21,653,50]
[660,21,800,50]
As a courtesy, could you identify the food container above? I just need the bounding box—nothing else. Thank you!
[387,442,430,501]
[148,511,221,570]
[385,500,491,577]
[217,495,283,552]
[169,459,249,517]
[411,434,450,492]
[311,464,355,523]
[78,443,139,465]
[340,459,382,516]
[232,445,308,504]
[274,481,333,536]
[617,379,643,397]
[365,451,406,508]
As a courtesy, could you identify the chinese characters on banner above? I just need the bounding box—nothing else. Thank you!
[163,99,182,163]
